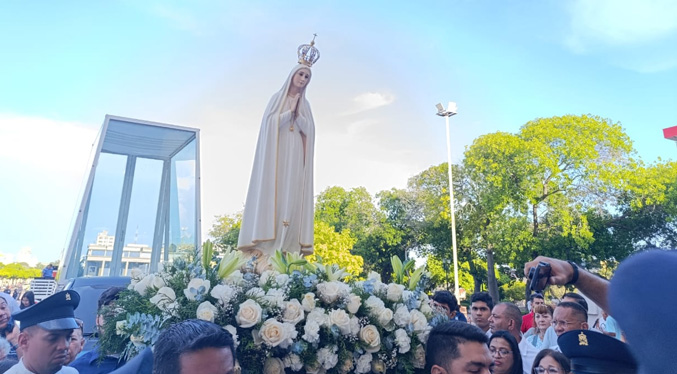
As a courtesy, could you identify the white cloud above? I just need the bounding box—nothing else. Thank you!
[565,0,677,50]
[0,114,97,181]
[16,247,39,267]
[352,92,396,112]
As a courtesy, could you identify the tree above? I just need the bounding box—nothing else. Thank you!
[306,221,364,278]
[209,213,242,250]
[0,263,41,279]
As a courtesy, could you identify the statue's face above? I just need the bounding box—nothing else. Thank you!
[291,68,311,90]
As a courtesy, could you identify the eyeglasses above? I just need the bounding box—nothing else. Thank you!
[489,348,511,357]
[551,320,583,328]
[534,366,563,374]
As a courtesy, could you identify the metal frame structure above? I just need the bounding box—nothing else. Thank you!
[59,115,201,281]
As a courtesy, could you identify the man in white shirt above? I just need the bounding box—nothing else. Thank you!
[488,302,539,374]
[5,290,80,374]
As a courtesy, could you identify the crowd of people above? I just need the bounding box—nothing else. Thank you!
[0,250,670,374]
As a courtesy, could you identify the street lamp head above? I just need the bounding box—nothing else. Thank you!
[435,102,458,117]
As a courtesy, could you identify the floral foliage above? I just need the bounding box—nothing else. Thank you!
[100,245,440,374]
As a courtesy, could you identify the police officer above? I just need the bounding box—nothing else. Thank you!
[5,290,80,374]
[558,329,637,374]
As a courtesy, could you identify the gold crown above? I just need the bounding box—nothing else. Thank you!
[297,34,320,67]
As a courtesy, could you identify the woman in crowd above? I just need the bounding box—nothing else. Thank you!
[532,349,571,374]
[19,291,35,309]
[525,304,554,348]
[0,298,18,360]
[488,331,523,374]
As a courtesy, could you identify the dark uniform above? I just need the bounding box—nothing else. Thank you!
[5,290,80,374]
[558,329,637,374]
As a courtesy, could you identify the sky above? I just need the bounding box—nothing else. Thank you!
[0,0,676,264]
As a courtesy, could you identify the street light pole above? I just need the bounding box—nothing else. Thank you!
[436,102,460,300]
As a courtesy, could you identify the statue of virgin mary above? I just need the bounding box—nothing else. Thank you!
[237,38,319,269]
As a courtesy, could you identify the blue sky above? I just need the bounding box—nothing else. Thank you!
[0,0,676,264]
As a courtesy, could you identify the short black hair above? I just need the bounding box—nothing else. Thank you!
[97,286,126,310]
[489,331,523,374]
[153,319,235,374]
[529,293,544,302]
[471,292,494,310]
[433,290,459,311]
[532,349,571,373]
[562,292,588,312]
[556,301,588,322]
[425,321,488,372]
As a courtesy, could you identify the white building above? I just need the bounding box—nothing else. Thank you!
[84,231,155,276]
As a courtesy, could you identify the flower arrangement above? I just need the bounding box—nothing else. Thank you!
[100,242,442,374]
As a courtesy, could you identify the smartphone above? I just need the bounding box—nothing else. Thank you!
[528,261,551,292]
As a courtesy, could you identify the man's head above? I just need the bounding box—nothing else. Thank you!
[470,292,494,332]
[12,290,80,374]
[96,286,125,333]
[433,291,459,320]
[425,321,492,374]
[552,302,589,336]
[562,292,588,312]
[529,293,545,312]
[153,319,235,374]
[19,326,73,374]
[489,303,522,337]
[65,318,85,365]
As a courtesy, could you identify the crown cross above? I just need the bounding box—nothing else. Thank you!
[66,293,71,301]
[297,34,320,67]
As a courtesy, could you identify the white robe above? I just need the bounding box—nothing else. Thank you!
[238,64,315,257]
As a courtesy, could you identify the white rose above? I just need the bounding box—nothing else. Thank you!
[394,328,411,353]
[413,344,426,369]
[355,353,373,374]
[367,272,381,282]
[346,294,361,314]
[236,299,262,328]
[386,283,405,302]
[305,361,322,374]
[410,309,428,332]
[275,273,290,287]
[417,326,432,344]
[259,318,297,349]
[403,290,418,307]
[115,320,127,336]
[196,301,218,322]
[282,299,305,325]
[225,270,244,286]
[150,286,177,312]
[372,360,386,374]
[302,320,320,343]
[317,281,348,304]
[211,284,236,305]
[184,278,211,301]
[317,346,339,370]
[328,309,351,335]
[419,301,433,316]
[224,325,239,349]
[377,308,393,328]
[307,308,328,326]
[133,274,154,296]
[264,288,286,308]
[130,268,144,281]
[365,296,385,314]
[359,325,381,353]
[394,305,411,326]
[301,292,316,312]
[263,357,285,374]
[259,270,280,287]
[151,275,166,289]
[339,358,353,374]
[284,354,304,372]
[246,287,265,299]
[350,316,360,336]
